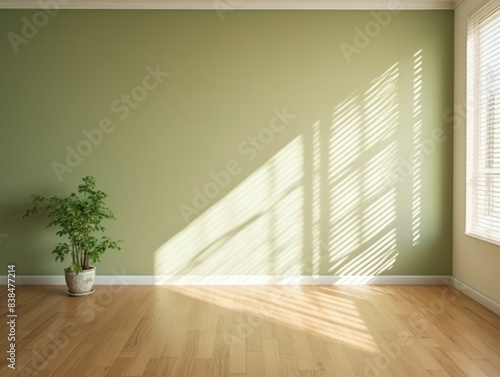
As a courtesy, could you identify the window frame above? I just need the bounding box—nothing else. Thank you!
[465,0,500,246]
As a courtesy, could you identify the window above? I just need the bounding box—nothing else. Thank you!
[466,0,500,244]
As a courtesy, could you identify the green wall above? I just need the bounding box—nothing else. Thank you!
[0,10,454,276]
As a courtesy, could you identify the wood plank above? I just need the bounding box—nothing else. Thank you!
[127,334,161,376]
[229,323,247,375]
[247,352,264,377]
[306,333,337,376]
[142,357,177,377]
[103,357,133,377]
[213,345,230,377]
[215,314,233,347]
[289,329,317,370]
[48,342,92,377]
[326,343,356,376]
[192,358,215,377]
[170,330,199,377]
[279,353,301,377]
[246,313,263,352]
[262,339,282,377]
[446,350,490,377]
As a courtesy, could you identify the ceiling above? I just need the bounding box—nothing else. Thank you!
[0,0,462,10]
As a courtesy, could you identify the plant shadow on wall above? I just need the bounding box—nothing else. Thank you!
[156,49,448,280]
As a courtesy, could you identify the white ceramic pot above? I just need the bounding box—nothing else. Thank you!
[64,266,96,296]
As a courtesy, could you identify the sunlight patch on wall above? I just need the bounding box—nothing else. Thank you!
[326,63,400,278]
[154,54,430,279]
[311,120,322,275]
[155,137,304,278]
[412,49,423,246]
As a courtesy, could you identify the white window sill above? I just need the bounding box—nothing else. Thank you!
[464,232,500,248]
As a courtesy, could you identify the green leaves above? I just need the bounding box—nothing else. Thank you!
[68,262,83,274]
[24,176,123,274]
[52,243,70,263]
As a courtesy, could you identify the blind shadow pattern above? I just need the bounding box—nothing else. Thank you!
[155,50,443,279]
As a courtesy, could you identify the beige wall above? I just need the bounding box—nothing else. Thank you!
[454,0,500,303]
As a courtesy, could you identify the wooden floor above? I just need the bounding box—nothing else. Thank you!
[1,285,499,377]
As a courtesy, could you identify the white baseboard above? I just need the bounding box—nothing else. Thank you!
[4,275,498,316]
[451,277,500,316]
[1,275,451,286]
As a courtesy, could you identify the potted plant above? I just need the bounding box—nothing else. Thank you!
[23,176,122,296]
